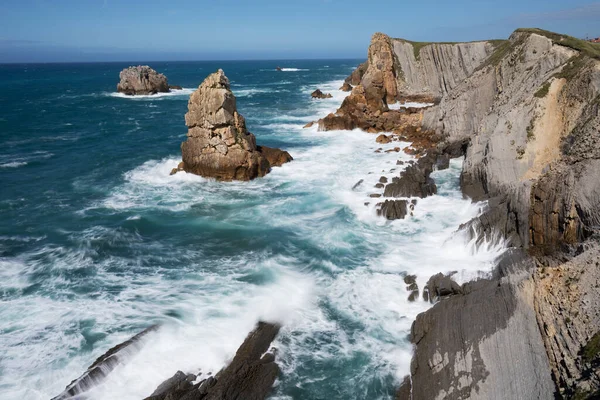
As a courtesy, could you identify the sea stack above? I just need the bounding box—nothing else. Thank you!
[177,69,292,180]
[117,65,170,95]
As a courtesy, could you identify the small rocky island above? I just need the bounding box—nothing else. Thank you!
[172,69,292,180]
[117,65,180,95]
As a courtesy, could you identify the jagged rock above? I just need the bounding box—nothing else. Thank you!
[422,273,462,303]
[376,134,391,144]
[377,199,408,220]
[345,62,368,86]
[311,89,332,99]
[169,85,183,90]
[384,155,437,198]
[179,69,292,181]
[303,121,314,128]
[145,322,280,400]
[52,325,159,400]
[340,82,353,91]
[117,66,169,95]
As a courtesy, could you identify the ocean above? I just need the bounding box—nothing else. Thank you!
[0,60,505,399]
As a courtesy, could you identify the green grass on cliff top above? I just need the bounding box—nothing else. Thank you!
[394,28,600,62]
[516,28,600,60]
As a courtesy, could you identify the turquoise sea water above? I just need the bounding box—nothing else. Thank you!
[0,60,504,399]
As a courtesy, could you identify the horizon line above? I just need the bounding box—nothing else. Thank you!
[0,57,366,66]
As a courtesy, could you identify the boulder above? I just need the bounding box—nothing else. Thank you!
[404,274,419,302]
[179,69,292,181]
[311,89,333,99]
[423,273,462,303]
[117,66,169,95]
[376,134,391,144]
[340,82,353,92]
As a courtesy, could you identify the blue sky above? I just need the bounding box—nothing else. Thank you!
[1,0,599,62]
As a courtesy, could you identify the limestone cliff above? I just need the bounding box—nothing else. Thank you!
[331,29,600,399]
[177,69,292,181]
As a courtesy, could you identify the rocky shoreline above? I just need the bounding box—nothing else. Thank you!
[325,28,600,399]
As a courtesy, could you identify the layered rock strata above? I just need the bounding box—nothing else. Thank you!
[176,69,292,181]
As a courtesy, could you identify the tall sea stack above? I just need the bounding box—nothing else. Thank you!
[177,69,292,181]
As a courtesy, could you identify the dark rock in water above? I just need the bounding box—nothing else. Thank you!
[340,82,353,92]
[423,273,462,303]
[117,66,169,95]
[384,154,437,198]
[377,199,408,220]
[352,179,364,190]
[379,176,388,183]
[145,321,280,400]
[369,193,382,198]
[375,183,384,189]
[435,154,450,170]
[179,69,291,181]
[404,274,419,302]
[52,325,159,400]
[376,134,392,144]
[311,89,333,99]
[276,66,282,71]
[169,85,183,90]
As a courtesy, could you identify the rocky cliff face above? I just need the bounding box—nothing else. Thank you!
[117,66,170,95]
[178,69,292,181]
[336,28,600,399]
[397,29,600,400]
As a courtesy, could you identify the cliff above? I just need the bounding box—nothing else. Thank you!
[337,29,600,399]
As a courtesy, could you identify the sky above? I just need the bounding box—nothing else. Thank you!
[1,0,599,62]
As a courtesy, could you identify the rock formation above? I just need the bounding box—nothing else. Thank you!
[176,69,292,181]
[320,27,600,399]
[117,66,170,95]
[339,82,353,92]
[311,89,332,99]
[51,325,159,400]
[144,322,280,400]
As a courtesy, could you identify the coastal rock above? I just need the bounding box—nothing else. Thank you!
[169,85,183,90]
[179,69,292,181]
[377,199,408,220]
[145,322,281,400]
[384,155,437,198]
[397,251,556,400]
[340,82,353,91]
[117,66,169,95]
[52,325,159,400]
[345,61,367,86]
[422,273,462,303]
[311,89,332,99]
[376,134,391,144]
[404,274,419,302]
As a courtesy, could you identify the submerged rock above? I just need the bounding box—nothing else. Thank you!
[117,66,169,95]
[311,89,333,99]
[144,321,281,400]
[178,69,292,181]
[384,155,437,198]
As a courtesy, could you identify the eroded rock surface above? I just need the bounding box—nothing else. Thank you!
[179,69,292,181]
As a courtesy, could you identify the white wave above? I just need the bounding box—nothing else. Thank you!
[0,161,27,168]
[107,88,195,100]
[234,88,283,98]
[388,102,435,109]
[278,68,309,72]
